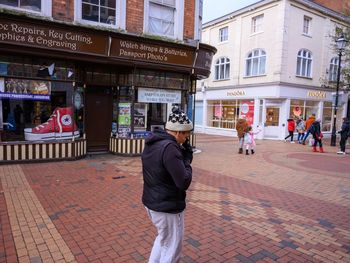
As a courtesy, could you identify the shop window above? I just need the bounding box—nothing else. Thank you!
[144,0,184,39]
[328,57,339,82]
[322,101,332,131]
[0,0,51,15]
[245,49,266,77]
[1,80,82,142]
[0,55,75,82]
[296,49,312,78]
[289,100,318,120]
[214,57,230,80]
[75,0,125,28]
[207,100,253,129]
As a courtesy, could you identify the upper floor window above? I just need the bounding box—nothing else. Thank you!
[0,0,51,16]
[144,0,184,39]
[75,0,125,28]
[194,0,203,40]
[245,49,266,76]
[329,57,339,82]
[251,14,263,34]
[214,57,230,80]
[296,49,312,78]
[303,16,312,35]
[219,26,228,42]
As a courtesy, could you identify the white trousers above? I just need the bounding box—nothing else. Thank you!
[145,207,184,263]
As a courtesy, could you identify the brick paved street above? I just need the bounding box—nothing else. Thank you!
[1,134,350,263]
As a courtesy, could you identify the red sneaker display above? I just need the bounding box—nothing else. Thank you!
[25,107,79,141]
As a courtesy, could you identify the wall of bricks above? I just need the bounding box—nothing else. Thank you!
[312,0,350,15]
[52,0,74,22]
[184,0,195,40]
[126,0,145,34]
[50,0,197,41]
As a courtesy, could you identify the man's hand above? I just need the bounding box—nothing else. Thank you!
[182,139,193,163]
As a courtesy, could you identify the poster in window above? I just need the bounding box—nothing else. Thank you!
[118,103,131,136]
[0,78,51,101]
[134,103,147,130]
[240,100,254,126]
[293,106,302,117]
[214,105,222,118]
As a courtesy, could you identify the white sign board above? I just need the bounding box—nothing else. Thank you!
[138,88,181,103]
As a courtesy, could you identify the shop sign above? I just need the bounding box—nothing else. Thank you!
[111,39,194,66]
[138,88,181,103]
[239,100,254,126]
[0,19,109,55]
[0,78,50,101]
[307,91,326,98]
[227,90,246,96]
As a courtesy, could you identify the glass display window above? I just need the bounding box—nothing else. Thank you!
[289,99,319,120]
[1,81,81,142]
[207,99,249,129]
[322,101,332,131]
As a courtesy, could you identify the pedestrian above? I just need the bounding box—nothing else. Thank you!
[244,126,261,155]
[337,117,350,155]
[296,117,305,144]
[142,107,193,263]
[302,113,316,145]
[284,118,295,143]
[236,118,248,154]
[310,119,324,153]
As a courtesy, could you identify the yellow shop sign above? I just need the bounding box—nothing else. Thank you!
[227,90,246,96]
[307,91,326,98]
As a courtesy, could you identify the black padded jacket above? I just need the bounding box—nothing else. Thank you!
[141,129,192,213]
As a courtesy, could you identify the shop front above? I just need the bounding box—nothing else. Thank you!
[195,85,348,140]
[0,14,216,163]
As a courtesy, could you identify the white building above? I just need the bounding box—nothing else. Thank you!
[196,0,350,140]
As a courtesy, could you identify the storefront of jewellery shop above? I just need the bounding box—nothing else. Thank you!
[195,85,348,140]
[0,14,215,163]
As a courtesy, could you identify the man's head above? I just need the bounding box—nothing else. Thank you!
[165,108,193,144]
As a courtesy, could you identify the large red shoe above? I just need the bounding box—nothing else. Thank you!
[25,107,79,141]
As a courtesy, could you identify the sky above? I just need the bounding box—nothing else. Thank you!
[203,0,262,23]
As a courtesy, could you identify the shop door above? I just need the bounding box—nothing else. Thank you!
[264,106,282,139]
[85,87,113,152]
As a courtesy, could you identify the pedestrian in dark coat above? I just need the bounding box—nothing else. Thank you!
[310,120,324,153]
[337,117,350,155]
[142,108,193,263]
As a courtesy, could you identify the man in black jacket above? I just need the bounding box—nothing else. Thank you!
[337,117,350,155]
[142,108,193,263]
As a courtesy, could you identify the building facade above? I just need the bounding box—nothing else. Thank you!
[0,0,216,162]
[195,0,350,140]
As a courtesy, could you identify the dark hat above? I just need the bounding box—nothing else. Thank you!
[165,107,193,132]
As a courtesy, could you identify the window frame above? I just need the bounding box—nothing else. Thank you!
[219,26,228,42]
[296,49,313,78]
[214,57,230,81]
[143,0,184,40]
[74,0,126,29]
[328,57,339,82]
[303,16,312,36]
[245,49,266,77]
[251,14,264,34]
[194,0,203,40]
[0,0,52,16]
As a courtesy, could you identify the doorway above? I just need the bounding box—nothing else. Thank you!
[85,87,113,152]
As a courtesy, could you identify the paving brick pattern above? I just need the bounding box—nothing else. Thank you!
[0,134,349,262]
